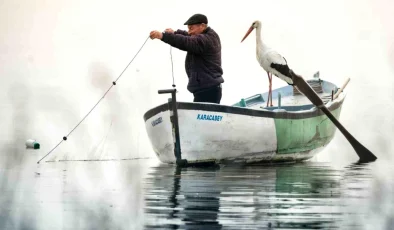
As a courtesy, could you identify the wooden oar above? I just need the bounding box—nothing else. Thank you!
[333,77,350,100]
[289,70,377,163]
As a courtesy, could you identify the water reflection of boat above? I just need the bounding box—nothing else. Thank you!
[144,165,222,229]
[143,162,346,229]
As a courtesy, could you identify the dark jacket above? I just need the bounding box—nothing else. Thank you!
[161,27,224,93]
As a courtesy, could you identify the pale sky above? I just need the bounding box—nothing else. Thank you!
[0,0,393,162]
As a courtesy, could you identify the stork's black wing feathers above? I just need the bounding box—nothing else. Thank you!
[270,62,291,77]
[267,51,294,85]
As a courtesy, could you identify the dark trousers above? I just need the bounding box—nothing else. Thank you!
[193,84,222,104]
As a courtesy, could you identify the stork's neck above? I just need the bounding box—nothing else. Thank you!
[255,26,269,53]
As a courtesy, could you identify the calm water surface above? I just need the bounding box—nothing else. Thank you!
[144,160,394,230]
[1,155,393,230]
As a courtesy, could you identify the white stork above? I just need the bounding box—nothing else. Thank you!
[241,20,294,107]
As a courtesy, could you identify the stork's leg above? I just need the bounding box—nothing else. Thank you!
[266,72,271,107]
[269,73,273,106]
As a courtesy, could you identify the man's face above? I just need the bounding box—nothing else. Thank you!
[187,23,205,35]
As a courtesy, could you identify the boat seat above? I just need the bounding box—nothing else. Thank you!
[293,79,323,95]
[292,79,334,104]
[238,94,265,107]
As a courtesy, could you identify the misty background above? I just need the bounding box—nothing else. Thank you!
[1,0,394,229]
[1,0,393,163]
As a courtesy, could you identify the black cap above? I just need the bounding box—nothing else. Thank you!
[184,13,208,25]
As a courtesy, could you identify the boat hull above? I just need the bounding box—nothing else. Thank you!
[144,91,345,164]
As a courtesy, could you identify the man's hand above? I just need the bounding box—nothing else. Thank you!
[164,28,174,33]
[149,30,163,40]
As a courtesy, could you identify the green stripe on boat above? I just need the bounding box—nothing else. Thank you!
[275,107,342,154]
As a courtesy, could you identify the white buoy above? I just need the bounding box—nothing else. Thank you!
[26,139,40,149]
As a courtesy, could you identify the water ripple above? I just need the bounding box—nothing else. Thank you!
[143,161,384,229]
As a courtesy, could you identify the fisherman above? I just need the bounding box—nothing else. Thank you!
[149,13,224,104]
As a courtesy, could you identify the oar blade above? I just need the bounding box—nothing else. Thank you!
[320,106,377,163]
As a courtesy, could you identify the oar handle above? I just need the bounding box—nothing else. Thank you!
[333,78,351,100]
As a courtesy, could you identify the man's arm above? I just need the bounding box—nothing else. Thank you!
[161,33,207,54]
[174,29,189,36]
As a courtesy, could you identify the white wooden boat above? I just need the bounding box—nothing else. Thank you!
[143,74,345,166]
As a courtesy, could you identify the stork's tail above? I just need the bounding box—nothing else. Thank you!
[287,68,295,85]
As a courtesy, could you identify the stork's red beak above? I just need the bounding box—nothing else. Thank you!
[241,26,254,42]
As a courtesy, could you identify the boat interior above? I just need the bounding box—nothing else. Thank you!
[232,73,340,112]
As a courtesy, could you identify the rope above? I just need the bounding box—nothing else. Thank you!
[170,46,176,87]
[37,35,150,164]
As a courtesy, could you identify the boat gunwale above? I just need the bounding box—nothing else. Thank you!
[143,95,345,121]
[143,79,345,122]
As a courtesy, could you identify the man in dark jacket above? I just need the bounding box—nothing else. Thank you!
[149,13,224,104]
